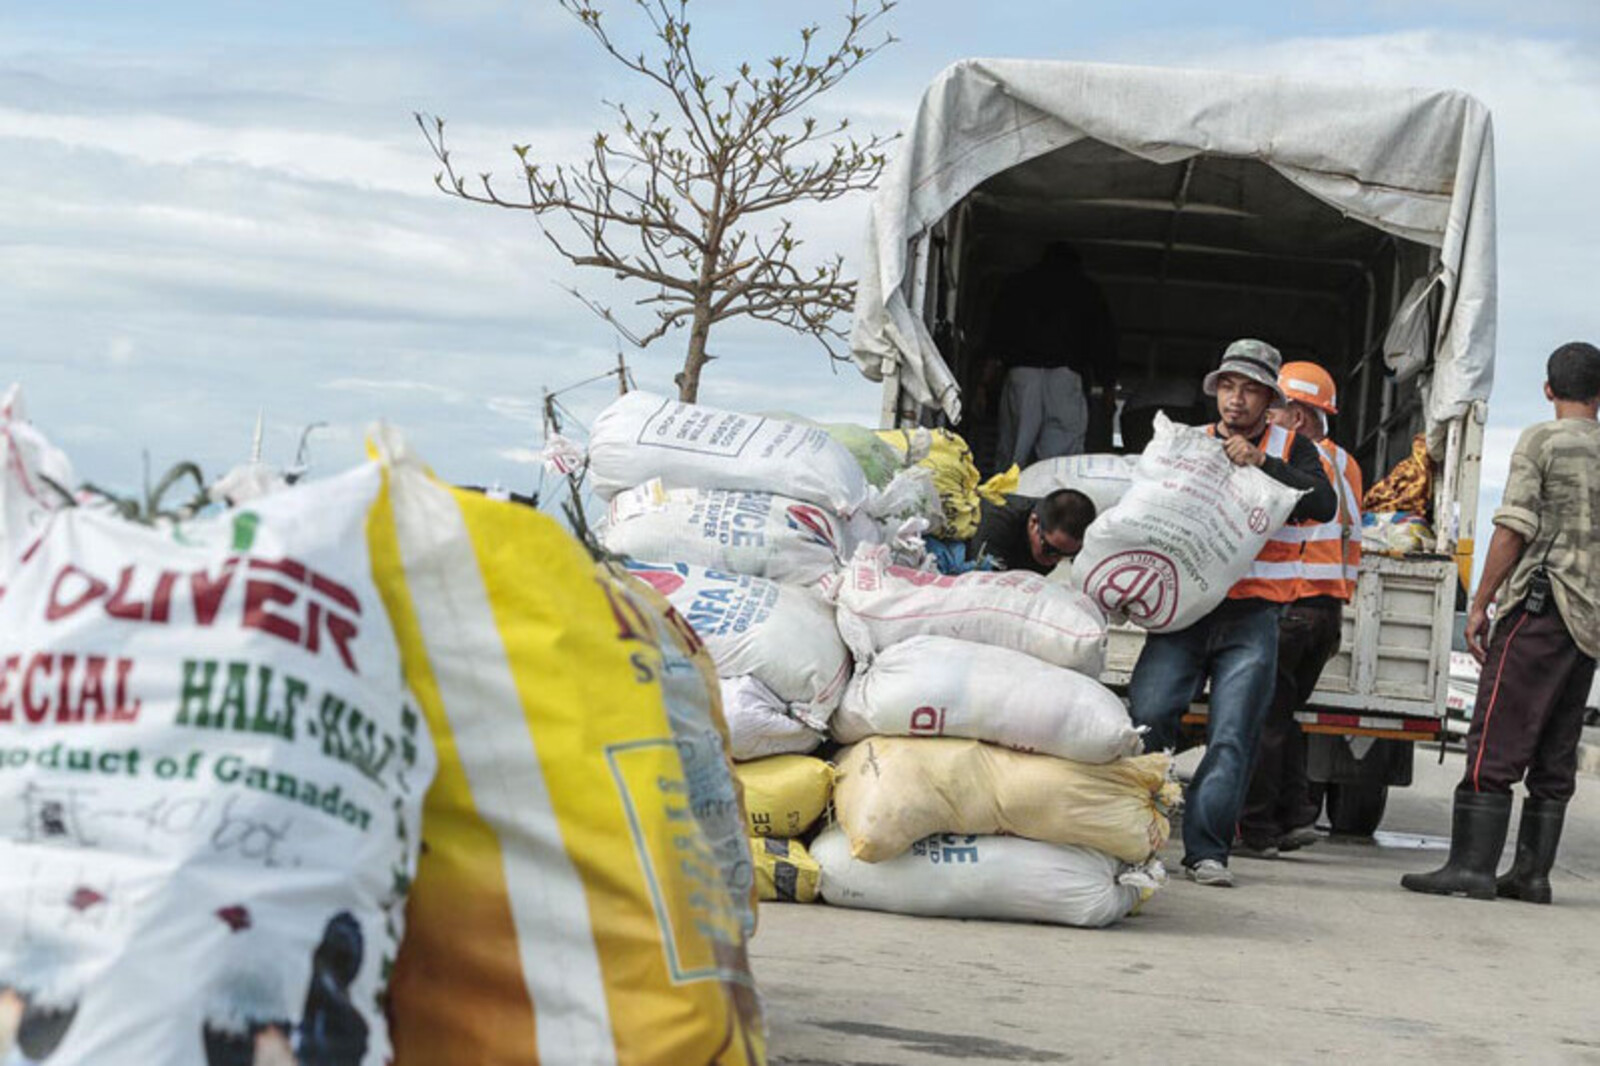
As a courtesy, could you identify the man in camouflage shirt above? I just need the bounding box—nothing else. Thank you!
[1403,341,1600,904]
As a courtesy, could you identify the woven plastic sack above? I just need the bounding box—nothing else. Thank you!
[812,826,1161,928]
[1016,454,1137,516]
[734,756,834,838]
[371,433,764,1066]
[752,838,822,904]
[720,676,823,761]
[625,561,850,730]
[0,459,433,1066]
[0,384,75,578]
[834,636,1141,763]
[602,480,856,586]
[1072,414,1300,633]
[833,738,1176,864]
[825,544,1106,675]
[877,428,980,538]
[823,423,905,489]
[588,391,869,515]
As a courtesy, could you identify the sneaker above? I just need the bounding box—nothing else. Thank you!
[1185,859,1235,887]
[1277,825,1321,853]
[1231,839,1280,861]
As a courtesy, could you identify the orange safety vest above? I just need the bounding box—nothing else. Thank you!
[1207,423,1303,602]
[1294,439,1364,601]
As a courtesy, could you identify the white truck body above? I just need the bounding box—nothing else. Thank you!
[849,61,1496,773]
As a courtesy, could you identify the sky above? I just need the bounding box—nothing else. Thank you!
[3,1,1597,569]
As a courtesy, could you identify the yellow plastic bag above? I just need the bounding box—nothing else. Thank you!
[753,837,822,903]
[833,737,1176,864]
[878,428,983,539]
[736,755,835,838]
[371,432,765,1066]
[977,464,1019,505]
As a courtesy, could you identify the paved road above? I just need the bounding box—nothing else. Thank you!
[750,747,1600,1065]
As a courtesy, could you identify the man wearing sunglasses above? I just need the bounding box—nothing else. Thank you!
[969,488,1097,574]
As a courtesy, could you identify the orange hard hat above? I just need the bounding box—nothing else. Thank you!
[1279,361,1338,414]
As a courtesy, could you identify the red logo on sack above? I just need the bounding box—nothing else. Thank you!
[1247,507,1270,535]
[625,562,686,598]
[1084,550,1180,629]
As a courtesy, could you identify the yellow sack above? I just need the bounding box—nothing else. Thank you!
[878,427,983,539]
[753,837,822,903]
[977,464,1020,505]
[371,432,765,1066]
[833,737,1177,864]
[736,755,834,838]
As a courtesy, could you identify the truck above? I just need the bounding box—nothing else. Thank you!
[848,59,1497,834]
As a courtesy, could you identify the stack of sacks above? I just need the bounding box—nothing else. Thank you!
[735,755,835,904]
[819,545,1170,928]
[824,740,1174,928]
[591,391,875,759]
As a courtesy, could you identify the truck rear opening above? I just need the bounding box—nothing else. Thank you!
[850,61,1496,833]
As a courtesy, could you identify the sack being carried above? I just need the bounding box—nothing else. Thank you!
[1016,454,1136,516]
[603,480,860,586]
[825,544,1106,675]
[833,636,1141,764]
[811,826,1161,929]
[626,561,850,729]
[833,738,1176,864]
[1073,414,1300,633]
[0,459,434,1066]
[588,391,870,515]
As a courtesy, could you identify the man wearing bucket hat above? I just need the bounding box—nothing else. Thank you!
[1128,339,1337,887]
[1236,360,1364,859]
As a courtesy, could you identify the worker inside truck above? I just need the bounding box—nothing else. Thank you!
[967,487,1097,574]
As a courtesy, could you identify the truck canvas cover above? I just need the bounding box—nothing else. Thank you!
[850,59,1496,429]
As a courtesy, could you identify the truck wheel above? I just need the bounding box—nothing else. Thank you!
[1326,782,1388,837]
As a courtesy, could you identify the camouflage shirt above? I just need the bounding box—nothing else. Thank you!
[1493,417,1600,658]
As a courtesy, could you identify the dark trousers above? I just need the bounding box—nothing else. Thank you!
[1239,597,1344,843]
[1462,601,1596,801]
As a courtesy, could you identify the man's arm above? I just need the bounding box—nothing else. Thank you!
[1465,524,1528,663]
[1466,426,1543,661]
[1260,435,1337,523]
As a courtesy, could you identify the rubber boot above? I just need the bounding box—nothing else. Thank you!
[1400,790,1512,900]
[1495,797,1566,904]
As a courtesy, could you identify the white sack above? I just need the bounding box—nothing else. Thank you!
[588,391,870,515]
[1016,454,1137,517]
[1072,414,1301,633]
[825,544,1106,675]
[811,826,1158,929]
[625,561,850,730]
[719,676,823,760]
[834,635,1140,763]
[603,480,858,586]
[0,463,434,1066]
[0,384,75,578]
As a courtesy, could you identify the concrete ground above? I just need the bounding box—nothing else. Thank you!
[749,746,1600,1065]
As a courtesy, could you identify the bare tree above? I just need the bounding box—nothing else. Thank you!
[419,0,897,402]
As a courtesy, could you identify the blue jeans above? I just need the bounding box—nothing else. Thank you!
[1129,599,1283,867]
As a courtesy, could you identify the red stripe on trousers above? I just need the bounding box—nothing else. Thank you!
[1472,610,1532,792]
